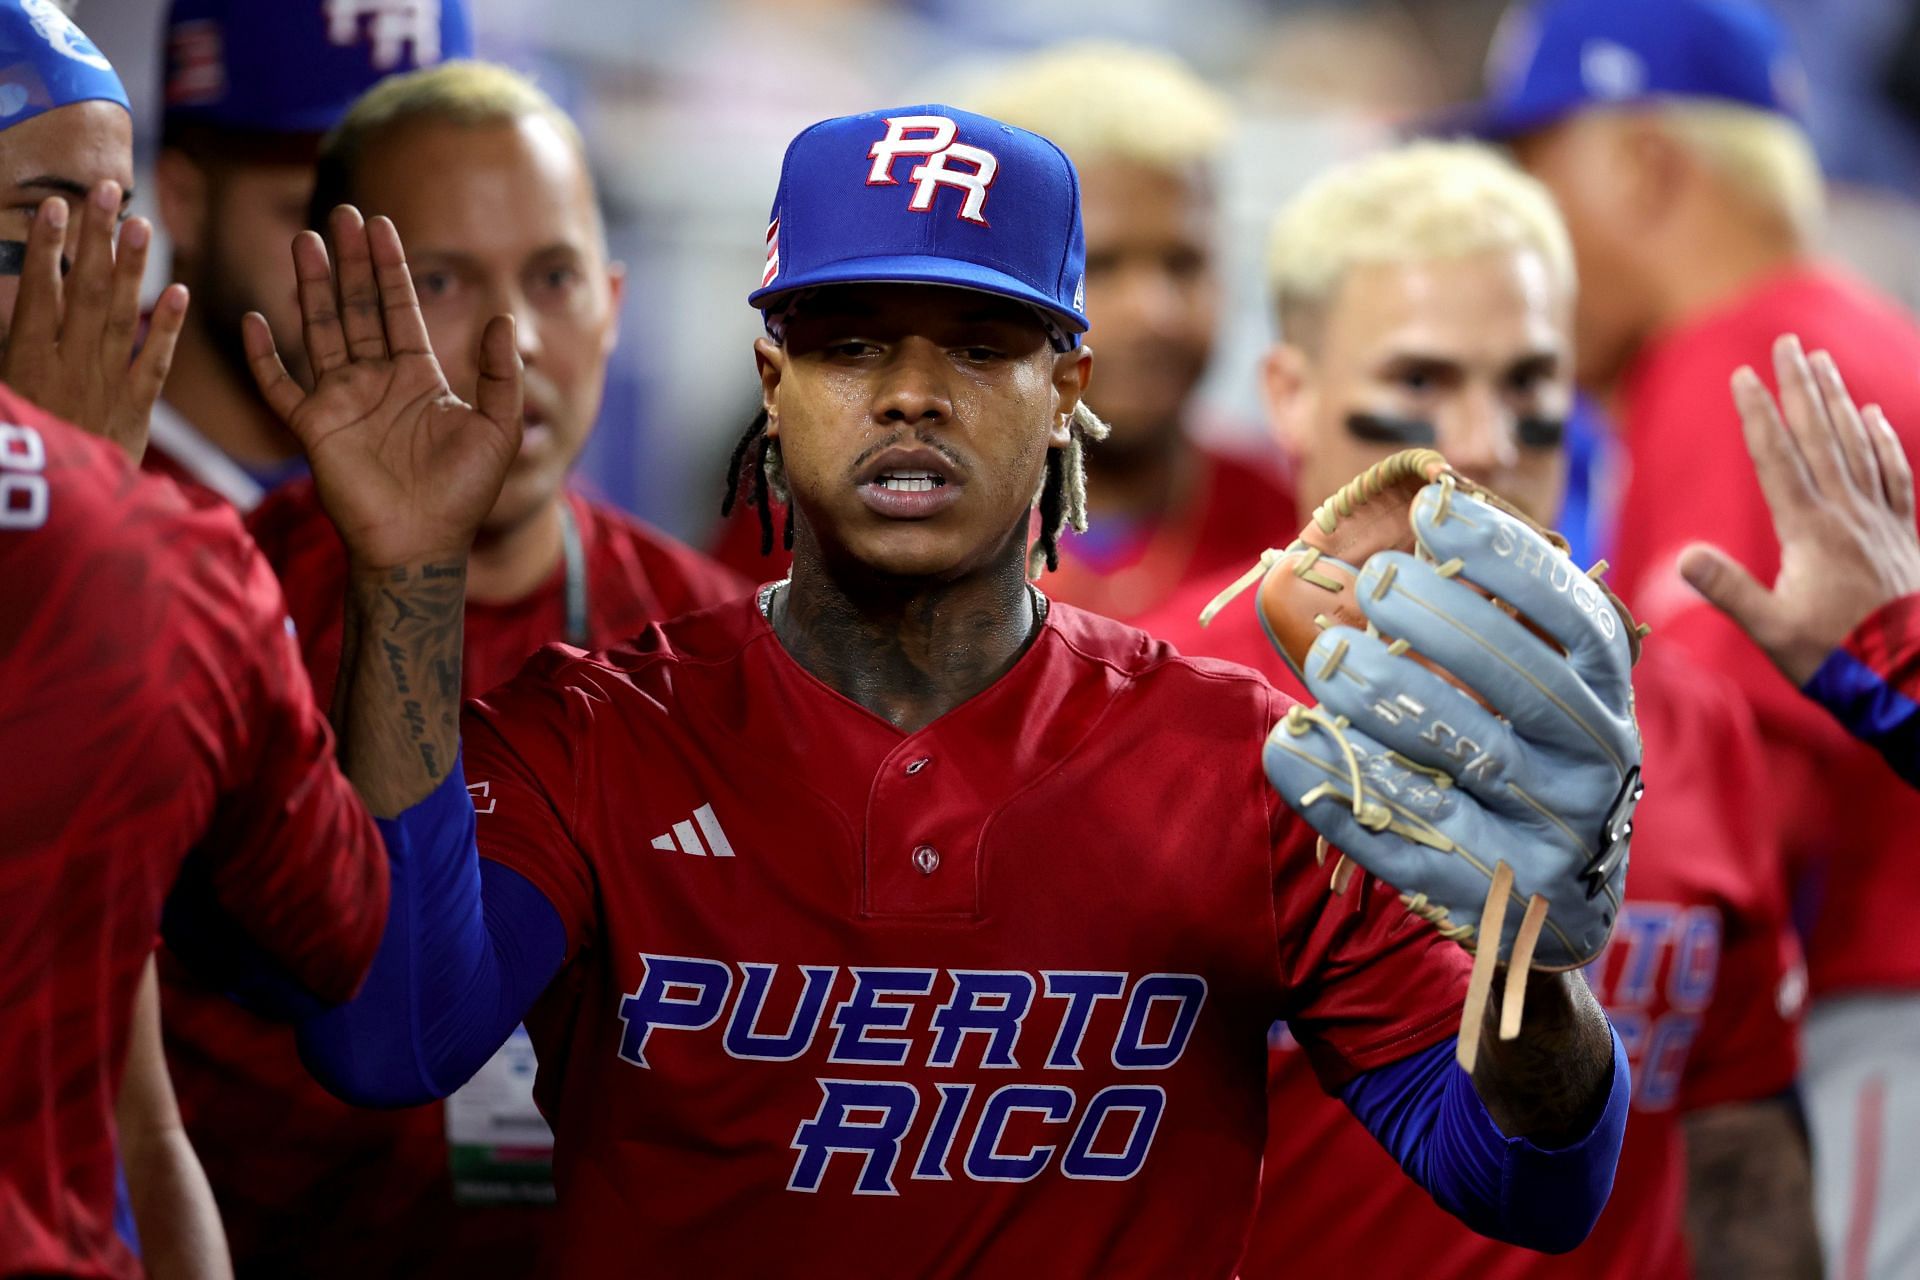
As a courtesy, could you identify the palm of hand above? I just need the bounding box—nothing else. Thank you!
[247,212,524,568]
[1779,487,1920,643]
[297,352,518,568]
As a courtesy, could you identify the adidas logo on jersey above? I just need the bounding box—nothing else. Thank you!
[651,803,735,858]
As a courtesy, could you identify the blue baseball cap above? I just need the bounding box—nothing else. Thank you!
[1431,0,1809,141]
[0,0,128,129]
[163,0,473,135]
[749,105,1089,344]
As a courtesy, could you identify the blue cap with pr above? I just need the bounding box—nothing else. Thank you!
[749,105,1089,344]
[1432,0,1809,140]
[0,0,128,129]
[163,0,473,135]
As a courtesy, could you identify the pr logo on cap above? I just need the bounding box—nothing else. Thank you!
[324,0,441,71]
[747,103,1089,339]
[865,115,1000,225]
[22,0,110,71]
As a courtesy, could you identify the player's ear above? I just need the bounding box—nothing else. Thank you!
[1049,346,1093,448]
[599,260,627,358]
[1262,341,1314,456]
[1618,114,1687,227]
[153,148,208,258]
[754,336,785,431]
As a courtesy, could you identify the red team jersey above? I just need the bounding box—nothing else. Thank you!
[1607,264,1920,997]
[0,400,386,1280]
[711,442,1297,624]
[159,479,745,1276]
[1144,561,1804,1278]
[461,591,1471,1276]
[1041,444,1298,624]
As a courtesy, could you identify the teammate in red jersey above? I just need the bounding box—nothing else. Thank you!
[712,45,1297,622]
[157,62,744,1280]
[249,105,1632,1276]
[0,388,388,1279]
[147,0,471,510]
[0,9,278,1278]
[1443,2,1920,1270]
[1142,140,1816,1279]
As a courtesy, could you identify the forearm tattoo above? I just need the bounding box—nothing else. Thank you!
[337,560,467,817]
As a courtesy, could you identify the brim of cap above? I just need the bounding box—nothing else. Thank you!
[1407,94,1581,142]
[749,255,1089,333]
[162,103,338,135]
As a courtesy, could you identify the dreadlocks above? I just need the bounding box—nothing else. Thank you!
[719,401,1110,577]
[1028,402,1109,577]
[719,410,791,556]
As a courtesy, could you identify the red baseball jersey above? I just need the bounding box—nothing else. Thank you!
[160,480,746,1278]
[710,442,1298,624]
[0,398,385,1280]
[461,592,1472,1276]
[1142,571,1804,1279]
[1040,444,1298,624]
[1607,264,1920,997]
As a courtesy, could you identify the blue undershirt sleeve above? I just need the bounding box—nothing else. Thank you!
[295,758,568,1108]
[1803,646,1920,790]
[1339,1025,1630,1254]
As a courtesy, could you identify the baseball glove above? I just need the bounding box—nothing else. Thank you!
[1201,449,1648,1069]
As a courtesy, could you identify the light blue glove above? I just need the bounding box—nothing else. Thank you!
[1262,480,1644,1060]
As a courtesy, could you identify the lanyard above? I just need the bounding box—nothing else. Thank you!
[558,499,589,648]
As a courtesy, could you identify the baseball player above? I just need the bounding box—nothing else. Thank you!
[2,387,390,1280]
[0,10,251,1278]
[0,7,185,463]
[254,106,1632,1276]
[0,19,391,1276]
[160,61,745,1280]
[1142,141,1815,1279]
[710,45,1300,623]
[147,0,471,510]
[962,44,1298,624]
[1686,340,1920,791]
[1440,3,1920,1270]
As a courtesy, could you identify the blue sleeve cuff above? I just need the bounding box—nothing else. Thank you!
[1343,1024,1631,1254]
[297,759,566,1108]
[1804,647,1920,788]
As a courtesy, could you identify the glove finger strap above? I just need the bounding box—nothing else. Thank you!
[1457,861,1513,1073]
[1501,895,1550,1041]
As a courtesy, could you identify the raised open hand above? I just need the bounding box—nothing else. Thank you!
[245,206,522,570]
[1679,334,1920,683]
[0,183,189,464]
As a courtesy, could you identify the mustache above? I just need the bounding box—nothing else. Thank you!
[845,431,968,478]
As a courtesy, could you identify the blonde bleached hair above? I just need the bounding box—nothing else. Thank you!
[312,60,590,225]
[1642,99,1824,238]
[1268,141,1575,348]
[963,40,1232,171]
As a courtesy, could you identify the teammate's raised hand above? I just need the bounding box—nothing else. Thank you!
[246,206,522,570]
[0,183,189,464]
[1679,334,1920,684]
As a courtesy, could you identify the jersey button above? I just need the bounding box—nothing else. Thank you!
[905,757,931,775]
[913,844,940,875]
